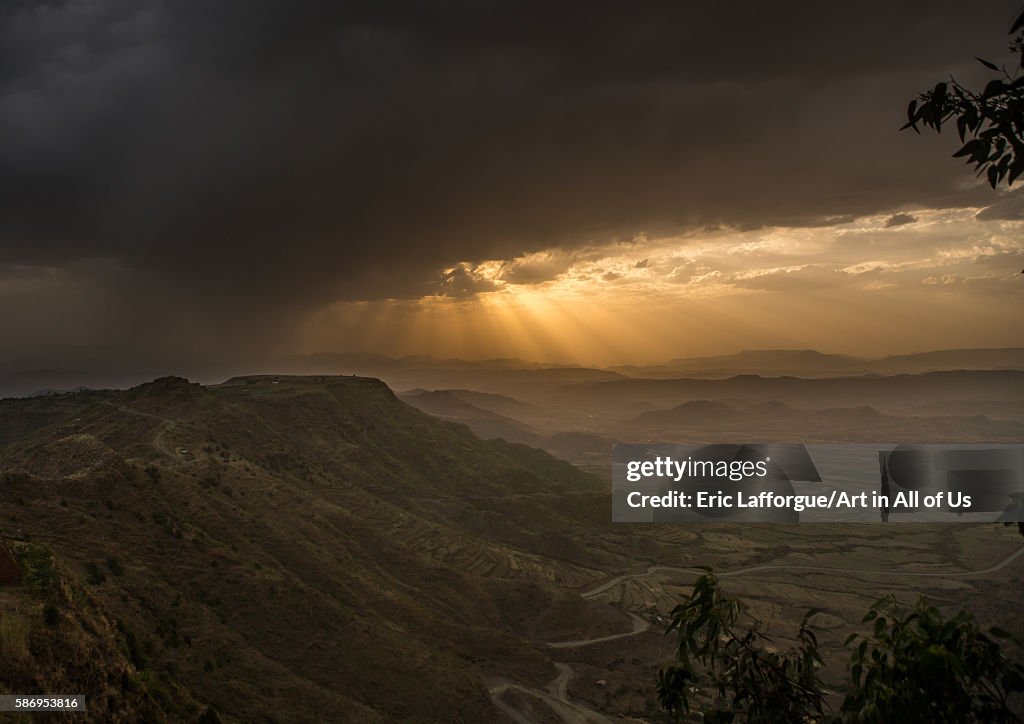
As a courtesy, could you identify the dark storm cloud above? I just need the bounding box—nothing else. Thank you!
[0,0,1021,359]
[497,253,574,285]
[884,213,918,227]
[435,264,498,298]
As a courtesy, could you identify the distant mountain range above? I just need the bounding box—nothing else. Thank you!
[402,388,540,418]
[397,389,540,445]
[292,348,1024,380]
[397,389,614,471]
[625,398,1023,443]
[554,369,1024,414]
[609,348,1024,378]
[2,347,1023,400]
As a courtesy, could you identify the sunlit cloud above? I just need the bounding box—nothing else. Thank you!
[424,204,1021,302]
[291,201,1024,366]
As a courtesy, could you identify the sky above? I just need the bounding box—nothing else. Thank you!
[1,0,1023,372]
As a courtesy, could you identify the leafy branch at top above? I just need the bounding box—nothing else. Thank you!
[902,10,1024,187]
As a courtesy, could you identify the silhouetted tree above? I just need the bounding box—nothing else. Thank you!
[656,569,826,722]
[842,596,1024,722]
[657,571,1024,722]
[907,7,1024,545]
[197,705,222,724]
[903,10,1024,187]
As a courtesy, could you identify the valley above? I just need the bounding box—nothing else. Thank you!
[1,360,1022,722]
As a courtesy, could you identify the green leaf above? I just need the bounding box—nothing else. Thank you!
[976,57,1000,71]
[1008,157,1024,185]
[987,165,1000,188]
[1004,668,1024,691]
[982,79,1006,99]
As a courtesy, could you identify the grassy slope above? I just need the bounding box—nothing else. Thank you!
[0,376,630,722]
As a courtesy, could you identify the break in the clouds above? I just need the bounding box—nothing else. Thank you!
[1,1,1023,368]
[298,204,1023,365]
[436,205,1024,300]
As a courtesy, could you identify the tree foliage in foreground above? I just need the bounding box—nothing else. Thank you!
[902,10,1024,187]
[656,569,825,723]
[657,569,1024,723]
[841,595,1024,723]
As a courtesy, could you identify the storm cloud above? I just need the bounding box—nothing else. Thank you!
[1,0,1021,366]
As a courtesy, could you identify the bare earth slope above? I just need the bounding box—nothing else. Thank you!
[2,375,1022,723]
[0,376,638,722]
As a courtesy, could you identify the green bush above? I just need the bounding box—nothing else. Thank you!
[18,544,56,594]
[658,570,1024,723]
[0,612,30,661]
[657,569,824,723]
[86,562,106,586]
[197,705,222,724]
[842,596,1024,723]
[42,601,60,627]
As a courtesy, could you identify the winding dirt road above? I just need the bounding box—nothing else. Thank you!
[101,401,181,458]
[580,544,1024,600]
[489,673,613,724]
[545,613,650,650]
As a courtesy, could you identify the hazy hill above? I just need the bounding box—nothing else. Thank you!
[746,399,798,416]
[0,369,125,400]
[397,389,540,445]
[869,348,1024,374]
[611,349,864,378]
[265,354,626,403]
[285,353,567,372]
[609,347,1024,379]
[442,389,541,419]
[6,348,1021,400]
[629,399,888,431]
[398,389,515,422]
[0,355,620,401]
[904,399,1024,421]
[556,370,1024,414]
[615,397,1023,444]
[0,375,639,722]
[632,400,742,428]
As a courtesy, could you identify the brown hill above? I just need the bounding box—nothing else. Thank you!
[0,375,634,722]
[555,370,1024,414]
[397,389,540,445]
[631,400,742,428]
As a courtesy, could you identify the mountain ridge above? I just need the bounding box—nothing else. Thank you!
[0,375,634,722]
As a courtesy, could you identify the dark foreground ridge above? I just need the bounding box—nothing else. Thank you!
[0,375,635,722]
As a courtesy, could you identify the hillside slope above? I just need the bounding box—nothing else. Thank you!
[0,376,631,723]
